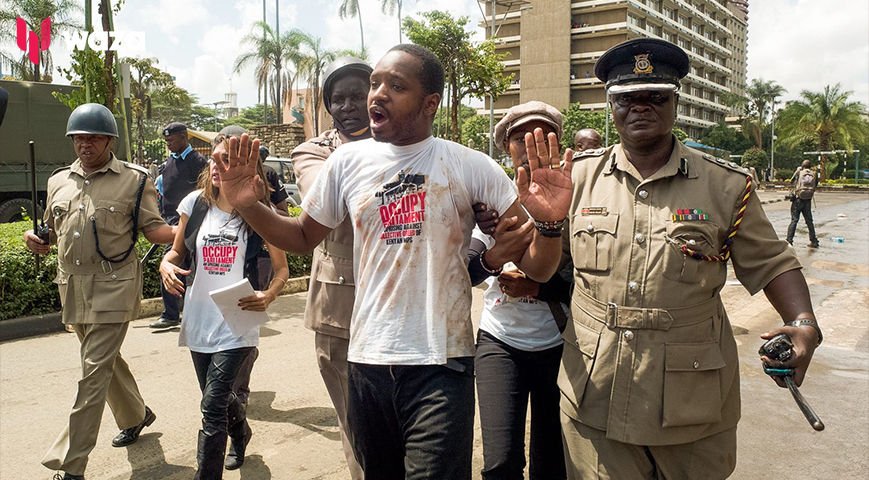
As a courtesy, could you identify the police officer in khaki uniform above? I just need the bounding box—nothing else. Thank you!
[292,56,373,480]
[560,39,822,479]
[24,103,176,480]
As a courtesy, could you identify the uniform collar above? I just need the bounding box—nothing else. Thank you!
[606,135,697,180]
[171,144,193,160]
[70,153,121,177]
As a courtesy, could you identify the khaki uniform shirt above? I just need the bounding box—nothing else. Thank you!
[560,139,801,446]
[45,154,166,324]
[293,130,355,339]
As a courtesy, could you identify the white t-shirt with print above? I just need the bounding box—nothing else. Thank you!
[302,137,517,365]
[177,190,259,353]
[473,226,565,352]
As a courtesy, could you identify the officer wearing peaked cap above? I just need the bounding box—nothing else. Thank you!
[559,39,821,479]
[23,103,176,480]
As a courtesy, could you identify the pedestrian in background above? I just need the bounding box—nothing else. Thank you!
[151,122,209,329]
[573,128,603,153]
[24,103,176,480]
[787,159,819,248]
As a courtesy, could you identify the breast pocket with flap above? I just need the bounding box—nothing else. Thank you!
[571,213,618,272]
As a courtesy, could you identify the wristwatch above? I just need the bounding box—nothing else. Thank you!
[786,318,823,347]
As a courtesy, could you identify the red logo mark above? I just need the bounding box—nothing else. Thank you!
[16,17,51,66]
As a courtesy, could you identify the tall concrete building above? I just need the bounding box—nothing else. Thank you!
[481,0,749,140]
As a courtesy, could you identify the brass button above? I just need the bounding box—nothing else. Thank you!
[338,276,346,285]
[76,259,81,265]
[638,190,649,199]
[624,330,634,341]
[586,224,594,232]
[74,231,81,239]
[628,281,639,292]
[79,204,85,211]
[688,239,697,246]
[84,179,91,185]
[693,361,700,369]
[635,233,645,243]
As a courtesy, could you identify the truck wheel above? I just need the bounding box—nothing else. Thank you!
[0,198,43,223]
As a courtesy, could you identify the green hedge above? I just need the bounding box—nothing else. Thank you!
[0,215,312,322]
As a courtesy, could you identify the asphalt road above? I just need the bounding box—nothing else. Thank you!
[1,191,866,480]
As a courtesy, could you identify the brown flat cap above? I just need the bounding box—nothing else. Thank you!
[494,101,563,152]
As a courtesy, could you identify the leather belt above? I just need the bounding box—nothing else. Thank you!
[573,287,720,331]
[58,256,136,275]
[317,238,353,259]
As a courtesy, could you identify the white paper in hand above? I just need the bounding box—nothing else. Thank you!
[209,278,270,337]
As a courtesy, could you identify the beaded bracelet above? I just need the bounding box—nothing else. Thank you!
[480,250,502,276]
[535,218,565,238]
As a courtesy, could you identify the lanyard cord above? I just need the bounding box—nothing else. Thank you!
[680,175,752,263]
[92,173,147,264]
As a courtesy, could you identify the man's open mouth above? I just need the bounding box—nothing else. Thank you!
[369,106,389,128]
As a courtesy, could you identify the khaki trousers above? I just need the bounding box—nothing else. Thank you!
[42,322,146,475]
[315,332,364,480]
[561,413,737,480]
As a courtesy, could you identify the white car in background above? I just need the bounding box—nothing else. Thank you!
[263,157,302,208]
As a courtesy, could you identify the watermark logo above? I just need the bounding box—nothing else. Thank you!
[16,17,51,66]
[70,30,145,53]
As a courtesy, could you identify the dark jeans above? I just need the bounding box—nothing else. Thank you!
[160,244,187,320]
[787,198,818,244]
[190,348,253,479]
[347,358,476,480]
[475,330,566,480]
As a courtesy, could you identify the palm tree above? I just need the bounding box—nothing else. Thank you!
[338,0,364,52]
[234,21,301,124]
[741,78,787,149]
[380,0,406,43]
[291,30,340,136]
[123,57,173,162]
[0,0,81,82]
[778,84,869,181]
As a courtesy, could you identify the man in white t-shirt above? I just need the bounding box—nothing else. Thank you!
[215,44,574,479]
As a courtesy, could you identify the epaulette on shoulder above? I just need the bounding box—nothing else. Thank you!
[123,161,150,175]
[50,165,71,177]
[700,153,751,176]
[572,147,606,161]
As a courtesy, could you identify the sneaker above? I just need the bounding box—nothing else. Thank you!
[808,242,819,248]
[149,317,180,328]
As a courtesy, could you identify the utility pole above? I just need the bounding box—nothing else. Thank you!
[770,96,777,180]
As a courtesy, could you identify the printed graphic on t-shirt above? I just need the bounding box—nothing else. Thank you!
[376,171,427,245]
[201,230,240,275]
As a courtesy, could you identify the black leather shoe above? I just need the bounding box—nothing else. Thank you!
[112,406,156,447]
[149,317,180,328]
[53,473,84,480]
[808,242,820,248]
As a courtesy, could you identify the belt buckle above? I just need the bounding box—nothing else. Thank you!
[605,302,618,328]
[101,260,113,275]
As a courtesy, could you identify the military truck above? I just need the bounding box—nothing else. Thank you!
[0,79,131,223]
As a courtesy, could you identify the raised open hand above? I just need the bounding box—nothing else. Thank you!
[212,133,266,210]
[516,128,573,222]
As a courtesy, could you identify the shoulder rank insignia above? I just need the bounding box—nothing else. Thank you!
[701,153,751,175]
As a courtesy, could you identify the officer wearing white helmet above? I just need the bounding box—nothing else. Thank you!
[24,103,176,480]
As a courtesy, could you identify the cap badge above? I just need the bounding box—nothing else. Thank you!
[633,54,653,74]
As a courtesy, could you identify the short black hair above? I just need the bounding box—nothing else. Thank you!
[388,44,444,97]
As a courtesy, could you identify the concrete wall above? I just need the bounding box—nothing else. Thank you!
[518,0,571,111]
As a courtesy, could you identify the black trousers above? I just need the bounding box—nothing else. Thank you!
[347,358,476,480]
[190,347,254,479]
[787,198,818,244]
[475,330,566,480]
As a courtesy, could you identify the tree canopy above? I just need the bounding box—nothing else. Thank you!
[403,10,511,143]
